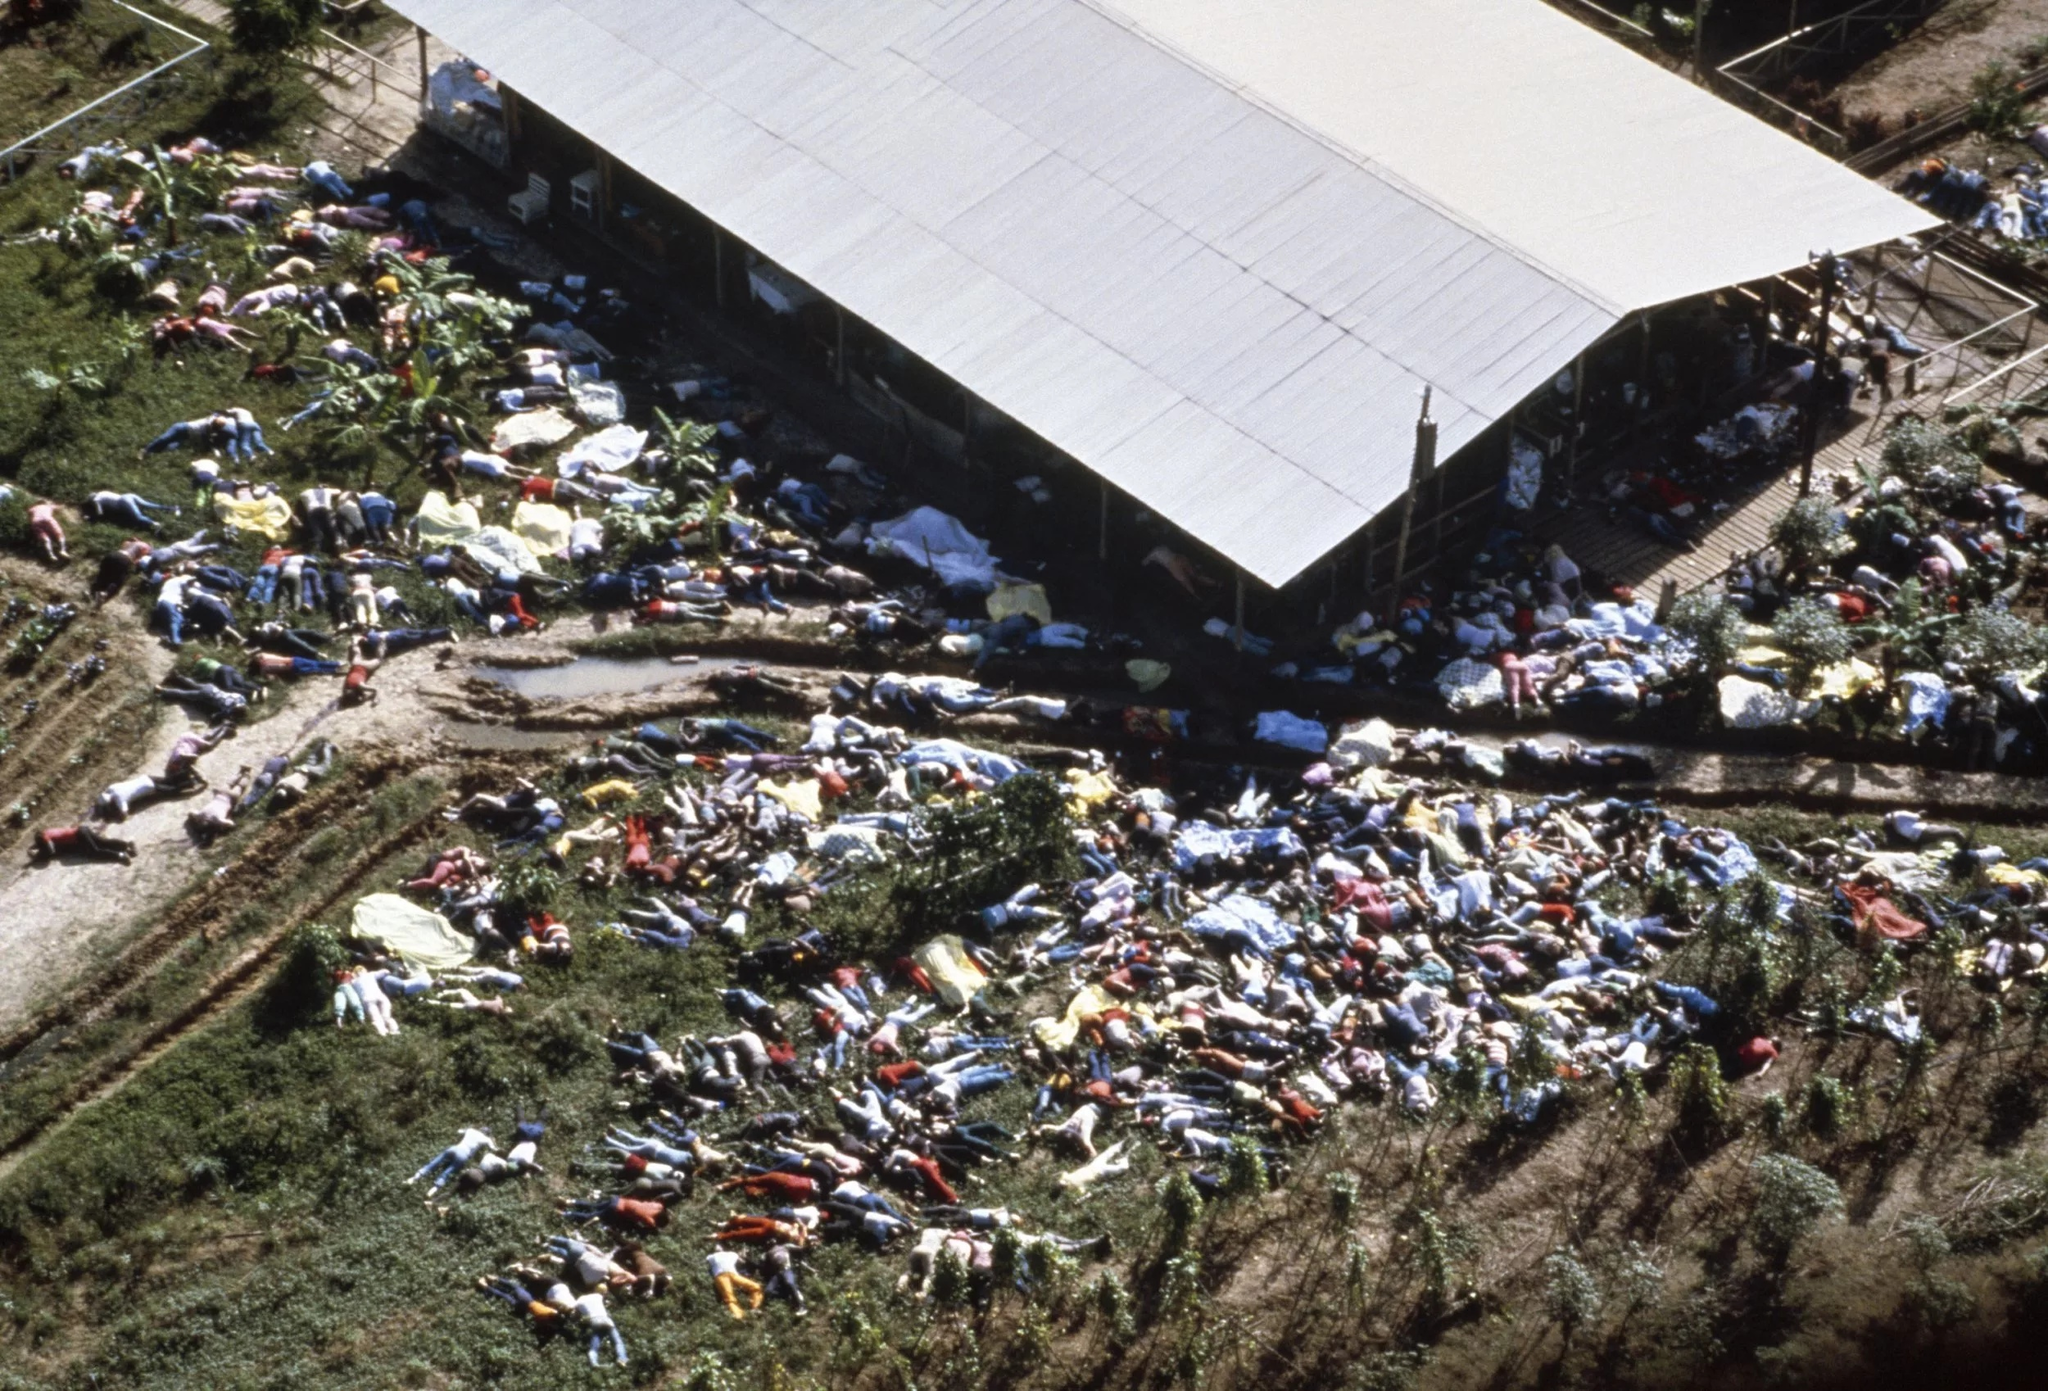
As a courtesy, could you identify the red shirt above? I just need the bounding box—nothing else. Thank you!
[1735,1037,1779,1072]
[519,476,557,502]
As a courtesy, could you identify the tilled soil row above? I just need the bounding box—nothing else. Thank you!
[0,754,409,1069]
[0,761,456,1169]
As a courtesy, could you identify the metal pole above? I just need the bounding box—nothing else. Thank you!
[1391,387,1436,599]
[417,25,429,104]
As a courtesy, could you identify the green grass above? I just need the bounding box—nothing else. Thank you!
[0,0,207,150]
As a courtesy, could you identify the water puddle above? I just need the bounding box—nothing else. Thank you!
[475,654,742,700]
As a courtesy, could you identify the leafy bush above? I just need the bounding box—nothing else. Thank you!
[228,0,323,57]
[891,773,1076,933]
[1968,60,2029,133]
[1882,419,1981,503]
[1803,1074,1855,1141]
[1771,598,1853,690]
[1944,606,2048,678]
[1666,592,1746,675]
[1751,1154,1844,1264]
[1769,496,1844,575]
[1669,1044,1730,1139]
[1541,1250,1601,1333]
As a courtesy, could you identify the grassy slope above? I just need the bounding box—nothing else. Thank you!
[0,0,206,149]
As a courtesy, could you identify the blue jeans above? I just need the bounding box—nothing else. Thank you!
[954,1065,1014,1097]
[142,423,200,454]
[156,600,185,646]
[248,566,279,606]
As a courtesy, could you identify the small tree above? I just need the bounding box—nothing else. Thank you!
[1802,1074,1855,1141]
[1968,59,2029,134]
[1665,592,1746,676]
[1944,606,2048,680]
[1770,598,1853,692]
[1882,418,1981,504]
[1159,1169,1204,1254]
[1751,1154,1844,1266]
[229,0,324,56]
[1769,496,1844,577]
[1669,1043,1731,1140]
[1541,1250,1601,1339]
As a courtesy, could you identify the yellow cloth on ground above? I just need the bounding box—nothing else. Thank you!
[912,935,987,1008]
[1031,984,1157,1050]
[1988,863,2048,890]
[1805,658,1880,701]
[1125,659,1171,693]
[349,893,473,970]
[987,581,1052,626]
[212,493,295,540]
[580,778,637,809]
[1063,768,1118,811]
[760,778,823,820]
[512,500,573,555]
[416,490,482,548]
[1734,644,1788,667]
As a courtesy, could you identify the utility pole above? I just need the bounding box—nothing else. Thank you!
[1798,249,1839,498]
[1390,387,1437,599]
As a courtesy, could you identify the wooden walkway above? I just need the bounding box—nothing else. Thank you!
[1539,395,1920,595]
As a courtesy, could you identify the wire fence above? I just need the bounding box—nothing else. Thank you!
[0,0,211,183]
[1710,0,1949,156]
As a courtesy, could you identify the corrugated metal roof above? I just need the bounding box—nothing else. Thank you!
[387,0,1938,586]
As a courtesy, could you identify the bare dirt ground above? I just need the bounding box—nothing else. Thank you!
[1832,0,2048,120]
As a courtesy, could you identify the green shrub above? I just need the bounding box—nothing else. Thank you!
[227,0,324,57]
[1541,1250,1601,1333]
[1803,1074,1855,1141]
[891,772,1076,934]
[1666,592,1746,675]
[1882,418,1982,502]
[1944,606,2048,679]
[1751,1154,1844,1264]
[1769,496,1844,575]
[1968,60,2029,133]
[1771,598,1853,690]
[1669,1043,1731,1139]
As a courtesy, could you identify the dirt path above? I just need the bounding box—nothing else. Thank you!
[1832,0,2048,119]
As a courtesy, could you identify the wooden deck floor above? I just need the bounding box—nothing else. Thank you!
[1539,396,1919,594]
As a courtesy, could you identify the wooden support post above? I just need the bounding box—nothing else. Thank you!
[1566,351,1585,493]
[1630,313,1651,441]
[1799,252,1839,499]
[835,306,847,388]
[1362,518,1376,596]
[713,230,725,310]
[1233,570,1246,656]
[962,391,973,458]
[1692,0,1710,84]
[1391,388,1436,600]
[1098,481,1109,563]
[416,25,429,104]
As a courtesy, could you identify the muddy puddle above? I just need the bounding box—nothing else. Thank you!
[475,654,743,700]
